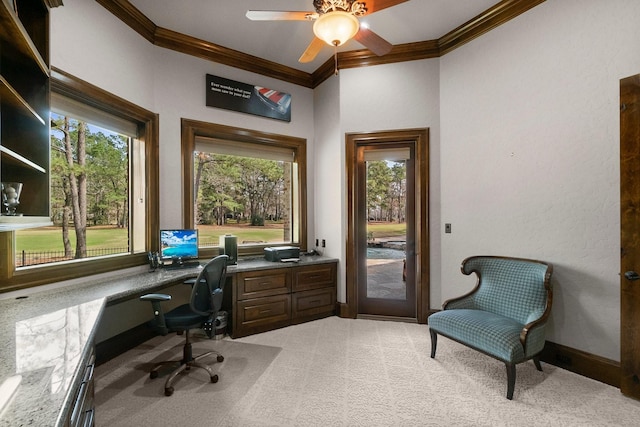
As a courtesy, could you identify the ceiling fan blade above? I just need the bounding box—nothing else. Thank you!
[354,27,393,56]
[299,37,325,63]
[246,10,317,21]
[362,0,408,15]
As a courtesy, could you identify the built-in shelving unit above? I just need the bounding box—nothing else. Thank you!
[0,0,52,229]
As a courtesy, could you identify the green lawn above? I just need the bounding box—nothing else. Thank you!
[366,221,407,239]
[16,221,407,252]
[16,227,129,252]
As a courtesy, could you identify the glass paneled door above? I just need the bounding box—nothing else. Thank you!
[357,144,416,318]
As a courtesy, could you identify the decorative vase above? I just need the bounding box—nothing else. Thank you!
[1,182,23,216]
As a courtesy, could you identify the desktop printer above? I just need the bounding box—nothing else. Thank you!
[264,246,300,262]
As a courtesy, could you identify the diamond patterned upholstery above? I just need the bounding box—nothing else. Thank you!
[428,256,553,400]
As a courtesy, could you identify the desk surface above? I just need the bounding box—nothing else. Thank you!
[0,255,336,427]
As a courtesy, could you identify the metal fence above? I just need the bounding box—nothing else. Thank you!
[17,247,129,267]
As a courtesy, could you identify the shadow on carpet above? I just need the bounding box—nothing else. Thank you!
[94,334,281,427]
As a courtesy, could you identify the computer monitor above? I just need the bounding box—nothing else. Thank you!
[159,229,199,263]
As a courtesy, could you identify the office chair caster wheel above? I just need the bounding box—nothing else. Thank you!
[165,387,174,396]
[211,374,219,383]
[150,371,158,379]
[217,355,224,362]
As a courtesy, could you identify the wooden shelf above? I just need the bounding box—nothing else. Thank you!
[0,75,46,125]
[0,145,46,173]
[0,1,49,76]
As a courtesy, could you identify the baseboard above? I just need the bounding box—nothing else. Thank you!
[541,341,620,388]
[95,322,155,366]
[337,302,354,318]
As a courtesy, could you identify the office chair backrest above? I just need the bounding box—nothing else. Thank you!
[190,255,229,316]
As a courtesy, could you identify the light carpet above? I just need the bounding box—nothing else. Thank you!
[94,334,281,426]
[96,317,640,426]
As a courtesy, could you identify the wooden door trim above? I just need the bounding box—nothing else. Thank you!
[344,128,430,323]
[620,73,640,398]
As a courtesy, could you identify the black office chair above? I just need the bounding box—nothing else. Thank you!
[140,254,229,396]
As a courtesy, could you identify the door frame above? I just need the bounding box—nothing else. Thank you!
[344,128,430,323]
[620,73,640,399]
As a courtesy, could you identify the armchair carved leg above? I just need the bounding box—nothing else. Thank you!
[506,362,516,400]
[430,329,438,358]
[533,356,542,371]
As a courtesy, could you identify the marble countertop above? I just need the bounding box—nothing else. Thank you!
[0,255,336,426]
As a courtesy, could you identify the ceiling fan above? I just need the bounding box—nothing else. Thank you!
[246,0,407,65]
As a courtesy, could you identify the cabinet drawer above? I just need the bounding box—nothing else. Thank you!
[292,288,335,321]
[237,269,291,300]
[292,263,336,292]
[237,294,291,330]
[69,350,95,427]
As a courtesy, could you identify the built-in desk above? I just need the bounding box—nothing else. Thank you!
[0,255,337,427]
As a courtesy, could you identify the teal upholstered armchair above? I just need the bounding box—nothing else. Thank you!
[428,256,553,400]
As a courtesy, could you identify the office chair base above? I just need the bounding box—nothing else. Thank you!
[150,349,224,396]
[163,360,218,396]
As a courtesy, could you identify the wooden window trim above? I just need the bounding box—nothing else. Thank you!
[181,118,307,258]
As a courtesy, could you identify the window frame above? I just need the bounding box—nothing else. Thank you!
[0,68,159,292]
[181,118,307,258]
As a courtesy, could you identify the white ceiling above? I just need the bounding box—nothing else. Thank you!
[127,0,500,74]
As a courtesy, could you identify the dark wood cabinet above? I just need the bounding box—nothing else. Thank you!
[231,260,337,338]
[0,0,52,229]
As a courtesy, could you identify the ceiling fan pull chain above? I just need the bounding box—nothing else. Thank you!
[334,43,339,75]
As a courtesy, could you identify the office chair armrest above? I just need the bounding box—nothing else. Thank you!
[140,293,171,335]
[140,293,172,302]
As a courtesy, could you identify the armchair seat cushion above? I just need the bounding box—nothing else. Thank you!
[428,309,525,362]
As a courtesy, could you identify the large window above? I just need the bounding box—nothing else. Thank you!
[182,120,307,257]
[0,69,158,292]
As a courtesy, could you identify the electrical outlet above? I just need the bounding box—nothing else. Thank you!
[322,239,326,248]
[445,223,452,233]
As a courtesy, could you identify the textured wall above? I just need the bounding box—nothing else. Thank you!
[439,0,640,361]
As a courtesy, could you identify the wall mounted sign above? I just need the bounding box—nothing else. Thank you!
[206,74,291,122]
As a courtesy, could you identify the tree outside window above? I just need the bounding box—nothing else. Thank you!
[15,113,134,267]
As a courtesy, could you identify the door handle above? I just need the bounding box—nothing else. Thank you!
[624,271,640,281]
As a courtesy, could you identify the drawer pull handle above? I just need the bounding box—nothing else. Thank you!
[310,300,321,304]
[259,309,271,314]
[82,363,95,383]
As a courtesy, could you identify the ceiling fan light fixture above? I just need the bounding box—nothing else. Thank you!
[313,11,360,46]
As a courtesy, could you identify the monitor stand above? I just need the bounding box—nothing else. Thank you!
[164,257,201,270]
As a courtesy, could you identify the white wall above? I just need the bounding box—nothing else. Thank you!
[50,0,155,110]
[440,0,640,361]
[313,76,345,298]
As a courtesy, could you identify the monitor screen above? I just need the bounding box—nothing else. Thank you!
[159,229,199,260]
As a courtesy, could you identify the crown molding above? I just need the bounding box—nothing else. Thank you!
[153,27,313,88]
[95,0,545,89]
[438,0,547,55]
[44,0,65,7]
